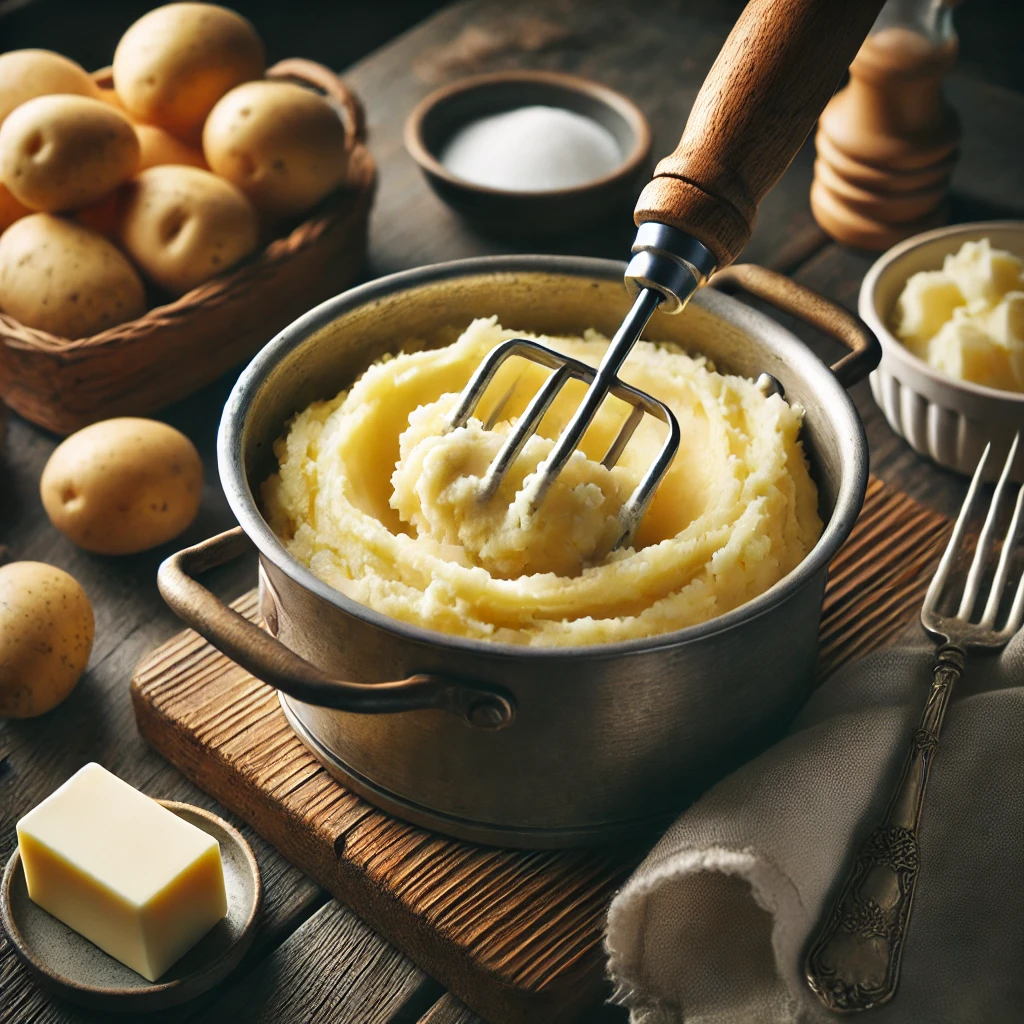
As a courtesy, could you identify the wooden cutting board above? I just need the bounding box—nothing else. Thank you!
[131,477,948,1024]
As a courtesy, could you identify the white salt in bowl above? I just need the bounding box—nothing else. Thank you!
[861,220,1024,480]
[404,70,652,237]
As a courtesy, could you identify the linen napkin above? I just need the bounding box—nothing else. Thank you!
[605,634,1024,1024]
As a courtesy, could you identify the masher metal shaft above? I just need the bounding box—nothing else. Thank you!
[519,287,662,514]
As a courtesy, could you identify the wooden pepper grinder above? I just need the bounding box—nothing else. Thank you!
[811,0,962,250]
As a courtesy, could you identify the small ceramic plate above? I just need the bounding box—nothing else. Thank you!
[0,800,261,1013]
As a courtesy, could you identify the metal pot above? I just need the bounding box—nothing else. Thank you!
[159,256,878,848]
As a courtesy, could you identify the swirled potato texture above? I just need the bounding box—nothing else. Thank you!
[263,318,822,646]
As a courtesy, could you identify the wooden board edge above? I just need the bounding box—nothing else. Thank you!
[129,673,603,1024]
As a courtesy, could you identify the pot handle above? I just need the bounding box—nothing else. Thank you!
[711,263,880,388]
[157,528,515,730]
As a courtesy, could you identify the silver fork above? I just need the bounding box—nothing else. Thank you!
[805,435,1024,1013]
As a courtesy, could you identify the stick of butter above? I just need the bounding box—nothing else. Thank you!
[16,763,227,982]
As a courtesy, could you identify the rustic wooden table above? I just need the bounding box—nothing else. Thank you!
[2,2,1023,1022]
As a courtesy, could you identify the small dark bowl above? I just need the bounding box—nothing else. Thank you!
[404,70,653,238]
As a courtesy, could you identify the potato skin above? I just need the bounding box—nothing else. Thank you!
[0,215,146,338]
[203,81,348,218]
[96,85,129,114]
[0,95,140,212]
[113,2,265,145]
[74,190,126,239]
[0,49,98,128]
[40,417,204,555]
[135,123,207,171]
[118,165,258,295]
[0,182,30,233]
[0,561,94,718]
[95,90,207,169]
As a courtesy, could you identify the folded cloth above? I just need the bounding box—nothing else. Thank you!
[605,634,1024,1024]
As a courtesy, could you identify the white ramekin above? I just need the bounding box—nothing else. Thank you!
[860,220,1024,480]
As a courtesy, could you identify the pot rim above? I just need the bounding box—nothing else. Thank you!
[218,254,868,661]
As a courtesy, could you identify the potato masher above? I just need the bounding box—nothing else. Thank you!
[445,0,886,548]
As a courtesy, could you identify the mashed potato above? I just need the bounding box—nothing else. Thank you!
[893,239,1024,391]
[262,318,822,646]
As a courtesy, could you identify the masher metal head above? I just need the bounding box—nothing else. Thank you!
[445,224,719,549]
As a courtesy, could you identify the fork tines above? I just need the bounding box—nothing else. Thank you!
[922,433,1024,646]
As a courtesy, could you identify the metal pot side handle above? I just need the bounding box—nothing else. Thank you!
[711,263,881,388]
[157,527,515,730]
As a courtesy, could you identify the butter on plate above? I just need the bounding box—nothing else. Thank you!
[16,763,227,982]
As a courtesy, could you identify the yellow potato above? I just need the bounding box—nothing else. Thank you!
[0,181,30,233]
[118,165,258,295]
[74,190,126,240]
[203,81,348,218]
[0,49,98,128]
[0,561,94,718]
[0,95,140,212]
[135,123,207,171]
[40,417,204,555]
[0,215,146,338]
[96,85,128,114]
[95,88,207,169]
[75,125,209,237]
[113,2,265,145]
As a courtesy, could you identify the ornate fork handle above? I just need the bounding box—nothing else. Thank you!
[804,643,965,1013]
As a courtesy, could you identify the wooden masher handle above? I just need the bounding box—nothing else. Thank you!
[634,0,887,268]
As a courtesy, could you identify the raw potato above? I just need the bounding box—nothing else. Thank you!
[0,49,98,128]
[118,165,258,295]
[96,85,129,114]
[0,95,140,212]
[95,88,207,169]
[135,124,207,171]
[0,561,94,718]
[0,182,30,232]
[0,215,146,338]
[40,417,203,555]
[113,2,265,144]
[203,81,348,218]
[74,191,125,239]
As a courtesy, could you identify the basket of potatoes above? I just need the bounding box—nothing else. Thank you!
[0,2,375,435]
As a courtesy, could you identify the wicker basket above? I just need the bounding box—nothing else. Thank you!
[0,59,376,435]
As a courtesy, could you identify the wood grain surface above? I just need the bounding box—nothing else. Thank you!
[3,1,1022,1021]
[129,477,949,1024]
[192,899,438,1024]
[420,995,488,1024]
